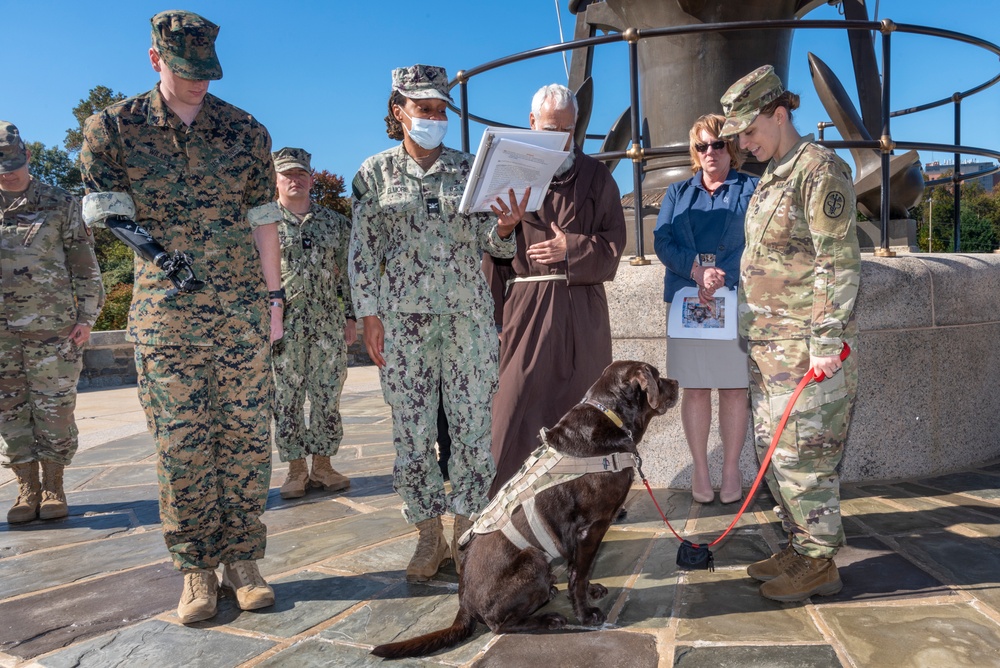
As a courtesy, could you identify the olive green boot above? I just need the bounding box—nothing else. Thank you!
[39,460,69,520]
[7,462,41,524]
[309,455,350,492]
[759,552,842,602]
[279,459,309,499]
[747,543,798,582]
[406,516,451,582]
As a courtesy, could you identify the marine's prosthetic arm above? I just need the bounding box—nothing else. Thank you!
[82,192,206,292]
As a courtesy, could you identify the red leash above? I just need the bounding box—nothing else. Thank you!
[639,344,851,568]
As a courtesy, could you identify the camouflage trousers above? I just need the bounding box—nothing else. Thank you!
[380,310,498,523]
[135,342,273,571]
[272,305,347,462]
[748,338,858,560]
[0,327,82,467]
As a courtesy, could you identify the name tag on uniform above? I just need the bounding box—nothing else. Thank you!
[426,197,440,216]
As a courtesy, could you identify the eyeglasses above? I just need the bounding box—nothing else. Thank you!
[694,140,727,153]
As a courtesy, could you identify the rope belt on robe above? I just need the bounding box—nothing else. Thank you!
[504,273,567,295]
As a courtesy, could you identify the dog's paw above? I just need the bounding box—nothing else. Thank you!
[580,606,606,626]
[588,582,608,600]
[538,613,568,629]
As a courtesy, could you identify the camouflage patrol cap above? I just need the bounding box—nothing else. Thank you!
[0,121,28,174]
[272,147,312,173]
[719,65,785,138]
[392,64,453,102]
[150,10,223,81]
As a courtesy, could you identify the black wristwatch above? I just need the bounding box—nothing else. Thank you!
[268,288,286,300]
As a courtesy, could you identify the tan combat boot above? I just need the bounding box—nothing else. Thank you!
[747,543,799,582]
[7,462,41,524]
[309,455,350,492]
[452,514,473,576]
[39,460,69,520]
[279,459,309,499]
[759,552,842,602]
[177,568,219,624]
[406,516,451,582]
[222,560,275,610]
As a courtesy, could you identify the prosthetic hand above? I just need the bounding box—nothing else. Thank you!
[82,192,206,292]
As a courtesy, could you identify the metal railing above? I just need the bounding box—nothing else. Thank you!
[451,18,1000,258]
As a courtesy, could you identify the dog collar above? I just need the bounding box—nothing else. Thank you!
[583,399,633,441]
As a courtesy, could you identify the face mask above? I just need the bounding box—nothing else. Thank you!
[401,109,448,149]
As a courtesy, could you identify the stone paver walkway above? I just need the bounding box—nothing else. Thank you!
[3,366,1000,667]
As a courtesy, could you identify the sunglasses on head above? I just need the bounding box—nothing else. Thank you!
[694,140,727,153]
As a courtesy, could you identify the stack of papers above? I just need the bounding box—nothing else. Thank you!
[459,127,570,214]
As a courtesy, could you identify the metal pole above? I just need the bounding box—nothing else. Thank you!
[625,29,649,266]
[875,20,896,257]
[458,76,470,153]
[928,196,933,252]
[953,95,962,251]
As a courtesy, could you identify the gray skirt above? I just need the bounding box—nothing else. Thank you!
[665,307,749,389]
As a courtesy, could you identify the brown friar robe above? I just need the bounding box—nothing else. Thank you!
[483,148,626,495]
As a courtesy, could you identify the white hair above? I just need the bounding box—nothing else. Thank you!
[531,84,579,118]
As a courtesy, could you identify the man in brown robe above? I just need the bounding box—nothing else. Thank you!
[484,84,627,494]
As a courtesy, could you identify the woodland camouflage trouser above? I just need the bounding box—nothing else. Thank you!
[135,342,273,571]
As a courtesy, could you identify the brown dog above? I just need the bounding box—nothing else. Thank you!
[372,361,678,659]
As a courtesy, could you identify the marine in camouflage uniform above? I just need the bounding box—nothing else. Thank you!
[248,147,356,499]
[78,11,282,623]
[0,121,105,524]
[721,65,860,602]
[350,64,519,581]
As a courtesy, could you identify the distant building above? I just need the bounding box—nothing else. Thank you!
[924,159,999,191]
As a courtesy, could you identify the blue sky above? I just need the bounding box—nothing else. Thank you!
[5,0,1000,190]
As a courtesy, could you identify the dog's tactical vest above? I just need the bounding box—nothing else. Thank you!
[459,429,639,562]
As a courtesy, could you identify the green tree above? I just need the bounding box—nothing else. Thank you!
[958,209,998,252]
[311,170,352,219]
[60,85,131,331]
[26,141,82,195]
[64,86,127,153]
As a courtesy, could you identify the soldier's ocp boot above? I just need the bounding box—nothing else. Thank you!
[177,568,219,624]
[309,455,350,492]
[759,552,842,602]
[279,459,309,499]
[406,516,451,582]
[222,560,275,610]
[452,514,473,576]
[747,543,799,582]
[7,461,41,524]
[39,460,69,520]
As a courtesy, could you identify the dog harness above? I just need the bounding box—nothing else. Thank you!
[459,401,637,562]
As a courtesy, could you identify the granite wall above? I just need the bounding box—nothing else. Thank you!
[607,253,1000,487]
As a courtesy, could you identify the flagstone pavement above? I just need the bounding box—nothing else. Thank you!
[3,366,1000,667]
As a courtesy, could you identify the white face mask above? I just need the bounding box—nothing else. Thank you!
[401,109,448,150]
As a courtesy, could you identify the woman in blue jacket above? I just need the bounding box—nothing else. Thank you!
[653,114,757,504]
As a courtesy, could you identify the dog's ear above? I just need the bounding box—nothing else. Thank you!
[630,363,663,411]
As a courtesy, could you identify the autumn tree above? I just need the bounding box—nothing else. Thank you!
[311,170,352,219]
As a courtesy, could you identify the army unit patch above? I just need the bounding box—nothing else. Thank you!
[824,191,846,218]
